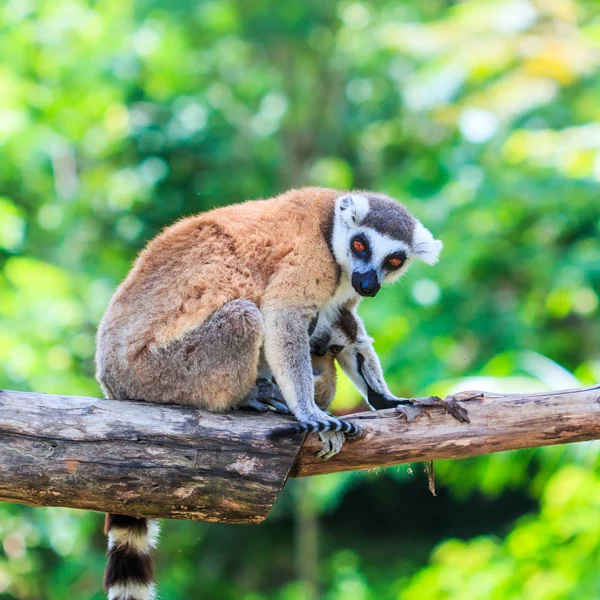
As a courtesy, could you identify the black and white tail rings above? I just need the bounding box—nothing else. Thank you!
[269,417,361,439]
[104,514,160,600]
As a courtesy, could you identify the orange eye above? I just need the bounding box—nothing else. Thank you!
[353,240,366,252]
[388,257,404,268]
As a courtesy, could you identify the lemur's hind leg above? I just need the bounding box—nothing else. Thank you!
[102,299,265,410]
[176,299,265,411]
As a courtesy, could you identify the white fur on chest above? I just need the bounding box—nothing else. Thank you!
[311,275,357,340]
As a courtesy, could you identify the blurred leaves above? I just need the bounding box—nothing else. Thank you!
[400,467,600,600]
[0,0,599,598]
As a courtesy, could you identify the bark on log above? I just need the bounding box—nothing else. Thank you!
[0,389,304,524]
[0,386,598,523]
[291,386,600,477]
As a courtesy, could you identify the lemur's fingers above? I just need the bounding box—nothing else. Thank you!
[380,396,415,407]
[391,398,414,406]
[395,395,470,424]
[268,417,361,440]
[315,431,345,460]
[256,378,285,403]
[240,397,291,415]
[241,398,271,413]
[263,399,291,415]
[254,378,289,413]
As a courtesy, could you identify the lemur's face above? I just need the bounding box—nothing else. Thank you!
[310,326,352,358]
[332,193,442,297]
[310,309,358,357]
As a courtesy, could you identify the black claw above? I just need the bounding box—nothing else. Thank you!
[268,400,291,415]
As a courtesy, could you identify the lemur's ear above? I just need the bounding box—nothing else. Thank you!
[412,221,443,265]
[336,194,369,227]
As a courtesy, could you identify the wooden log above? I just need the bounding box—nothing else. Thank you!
[291,386,600,477]
[0,386,598,522]
[0,389,303,524]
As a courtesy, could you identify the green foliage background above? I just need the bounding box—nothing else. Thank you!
[0,0,599,598]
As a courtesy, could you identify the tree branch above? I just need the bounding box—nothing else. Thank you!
[292,386,600,477]
[0,389,304,524]
[0,386,598,523]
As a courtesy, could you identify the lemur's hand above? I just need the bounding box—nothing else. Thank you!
[315,430,345,460]
[382,394,413,407]
[366,392,415,410]
[269,412,361,459]
[395,395,471,423]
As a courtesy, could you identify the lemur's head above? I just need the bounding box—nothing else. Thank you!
[332,192,442,297]
[311,308,358,357]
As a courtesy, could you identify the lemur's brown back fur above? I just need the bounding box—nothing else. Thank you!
[96,187,341,406]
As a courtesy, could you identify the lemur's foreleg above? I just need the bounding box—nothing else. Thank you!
[334,309,439,410]
[335,325,409,410]
[263,307,361,447]
[338,331,469,422]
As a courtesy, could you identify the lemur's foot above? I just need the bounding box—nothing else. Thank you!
[256,378,290,414]
[395,395,471,423]
[256,378,282,399]
[241,396,291,415]
[261,398,291,415]
[315,430,345,460]
[240,397,271,413]
[240,379,291,415]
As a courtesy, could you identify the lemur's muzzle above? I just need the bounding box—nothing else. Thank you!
[311,342,328,357]
[310,337,329,357]
[352,269,380,297]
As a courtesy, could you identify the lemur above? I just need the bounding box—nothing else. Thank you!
[96,187,442,600]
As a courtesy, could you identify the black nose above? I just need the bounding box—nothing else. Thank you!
[351,270,380,297]
[310,340,328,357]
[312,345,327,357]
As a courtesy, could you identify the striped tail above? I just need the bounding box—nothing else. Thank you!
[269,417,361,439]
[104,514,160,600]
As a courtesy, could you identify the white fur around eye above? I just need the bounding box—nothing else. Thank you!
[412,221,443,265]
[332,194,371,273]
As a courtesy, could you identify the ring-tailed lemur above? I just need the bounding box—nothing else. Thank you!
[96,187,442,599]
